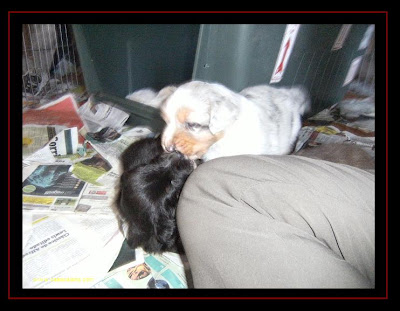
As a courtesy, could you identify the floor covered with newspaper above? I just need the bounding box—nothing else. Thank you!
[22,94,192,289]
[22,83,374,289]
[292,81,375,172]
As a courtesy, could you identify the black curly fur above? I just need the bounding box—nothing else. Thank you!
[120,136,164,172]
[115,136,196,254]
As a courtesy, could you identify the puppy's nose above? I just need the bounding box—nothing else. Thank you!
[165,144,176,153]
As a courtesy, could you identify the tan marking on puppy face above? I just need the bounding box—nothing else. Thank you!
[162,99,225,158]
[176,107,192,124]
[172,130,224,159]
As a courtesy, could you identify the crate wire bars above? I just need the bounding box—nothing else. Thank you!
[22,24,83,106]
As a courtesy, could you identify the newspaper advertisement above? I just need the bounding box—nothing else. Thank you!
[70,152,113,186]
[24,138,113,187]
[143,252,189,289]
[93,251,188,289]
[23,212,124,288]
[23,164,87,212]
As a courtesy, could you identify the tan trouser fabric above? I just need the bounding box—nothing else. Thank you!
[177,155,375,288]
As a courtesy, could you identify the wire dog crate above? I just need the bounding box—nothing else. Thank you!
[22,24,85,106]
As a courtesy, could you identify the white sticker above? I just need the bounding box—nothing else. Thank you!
[343,56,362,86]
[270,24,300,84]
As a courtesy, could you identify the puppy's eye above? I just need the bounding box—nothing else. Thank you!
[185,122,202,131]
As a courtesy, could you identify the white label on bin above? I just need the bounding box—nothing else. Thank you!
[270,24,300,84]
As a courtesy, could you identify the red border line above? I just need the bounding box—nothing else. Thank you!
[8,296,388,300]
[8,10,389,14]
[385,11,389,299]
[8,11,11,300]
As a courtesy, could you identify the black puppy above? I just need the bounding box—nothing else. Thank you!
[115,136,197,254]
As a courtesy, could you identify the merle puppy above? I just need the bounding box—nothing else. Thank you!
[115,136,197,254]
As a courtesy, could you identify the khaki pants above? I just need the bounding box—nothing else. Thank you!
[177,155,375,288]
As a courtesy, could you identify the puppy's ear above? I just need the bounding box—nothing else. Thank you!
[151,86,177,109]
[209,98,239,135]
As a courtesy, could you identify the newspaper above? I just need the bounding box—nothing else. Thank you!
[24,127,80,164]
[21,94,172,289]
[22,93,85,144]
[23,160,118,215]
[22,164,87,213]
[143,252,189,289]
[294,125,375,159]
[93,251,188,289]
[23,212,124,288]
[24,138,114,187]
[21,128,152,214]
[75,183,118,214]
[88,126,154,171]
[23,124,67,159]
[22,93,90,165]
[70,152,113,186]
[78,96,130,133]
[294,126,347,152]
[306,98,375,134]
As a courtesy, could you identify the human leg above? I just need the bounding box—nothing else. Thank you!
[177,155,374,288]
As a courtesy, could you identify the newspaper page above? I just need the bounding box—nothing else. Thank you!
[24,138,113,187]
[22,93,86,144]
[143,252,189,289]
[88,126,154,171]
[294,125,375,159]
[23,124,67,159]
[22,163,117,214]
[91,249,147,288]
[23,212,124,288]
[78,96,130,133]
[294,125,347,152]
[75,183,118,214]
[92,251,188,289]
[96,169,121,187]
[24,127,80,164]
[22,164,87,213]
[23,161,40,182]
[70,152,113,186]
